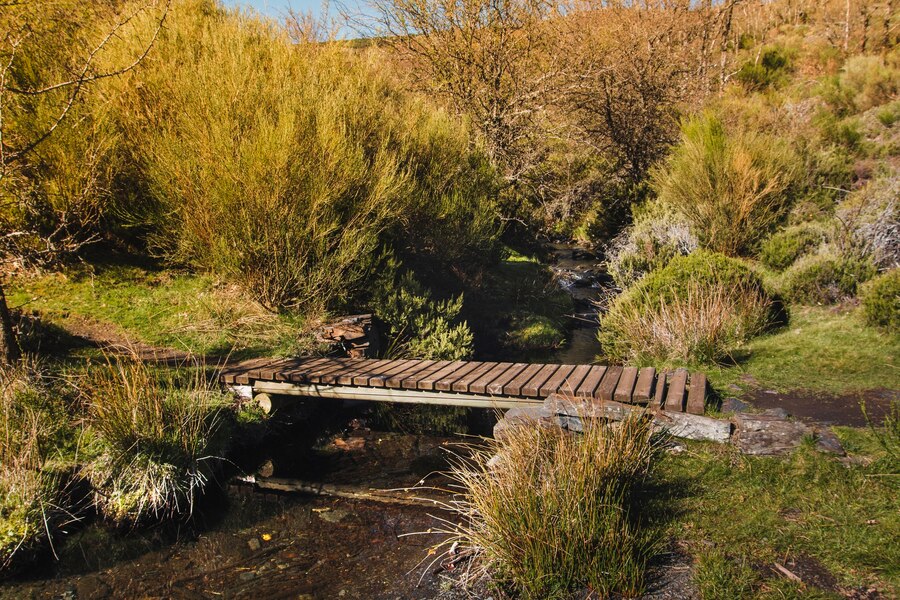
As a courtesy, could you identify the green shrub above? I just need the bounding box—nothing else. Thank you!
[652,112,798,256]
[860,270,900,332]
[735,47,792,91]
[107,2,498,312]
[780,252,877,305]
[507,315,565,351]
[85,357,231,523]
[600,251,778,364]
[758,223,827,271]
[375,270,474,361]
[441,415,661,599]
[821,54,900,116]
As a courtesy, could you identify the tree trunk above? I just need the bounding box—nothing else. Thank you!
[0,283,20,366]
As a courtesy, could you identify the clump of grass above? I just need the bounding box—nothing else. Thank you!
[600,250,779,365]
[436,415,662,599]
[779,251,876,305]
[604,280,774,366]
[507,315,565,351]
[860,270,900,333]
[85,356,231,524]
[0,361,63,574]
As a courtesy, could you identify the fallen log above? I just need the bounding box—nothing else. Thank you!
[241,476,445,507]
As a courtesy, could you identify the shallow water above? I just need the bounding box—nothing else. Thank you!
[1,242,607,599]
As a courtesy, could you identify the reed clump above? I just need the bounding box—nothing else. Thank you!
[84,357,230,524]
[439,415,662,599]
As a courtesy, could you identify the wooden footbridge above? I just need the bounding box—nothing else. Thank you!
[221,357,731,441]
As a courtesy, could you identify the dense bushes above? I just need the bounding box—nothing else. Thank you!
[109,3,499,312]
[652,113,797,256]
[600,251,778,364]
[780,252,876,305]
[758,223,827,271]
[860,270,900,332]
[444,415,661,599]
[85,358,230,523]
[735,46,792,91]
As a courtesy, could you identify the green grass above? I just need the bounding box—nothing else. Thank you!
[7,262,316,358]
[660,432,899,598]
[706,305,899,394]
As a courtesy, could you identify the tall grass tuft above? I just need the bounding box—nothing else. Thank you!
[436,415,662,599]
[85,356,230,524]
[653,112,797,257]
[0,361,61,573]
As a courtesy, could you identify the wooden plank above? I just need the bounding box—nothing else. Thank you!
[451,362,501,393]
[400,360,451,389]
[283,357,338,383]
[227,358,274,384]
[385,360,436,388]
[501,363,546,396]
[556,364,592,397]
[633,367,656,403]
[320,359,371,385]
[614,366,639,404]
[575,365,607,398]
[686,372,707,415]
[539,365,577,397]
[485,363,529,395]
[353,360,407,386]
[434,361,485,392]
[653,371,668,410]
[595,366,623,402]
[521,364,561,397]
[665,368,688,412]
[272,357,324,382]
[368,360,421,388]
[336,359,392,385]
[417,361,469,391]
[469,362,515,395]
[299,359,357,384]
[255,358,296,381]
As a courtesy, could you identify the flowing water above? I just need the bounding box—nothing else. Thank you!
[1,243,607,600]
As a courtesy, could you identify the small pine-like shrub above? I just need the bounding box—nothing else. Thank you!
[86,357,231,523]
[860,270,900,332]
[600,251,778,364]
[758,223,827,271]
[652,113,797,256]
[735,47,791,91]
[439,415,662,599]
[821,54,900,116]
[780,252,877,305]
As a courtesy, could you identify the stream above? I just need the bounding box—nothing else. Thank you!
[1,244,608,600]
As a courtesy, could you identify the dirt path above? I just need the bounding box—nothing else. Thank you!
[740,387,898,427]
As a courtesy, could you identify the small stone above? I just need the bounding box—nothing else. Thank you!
[247,538,261,551]
[763,407,790,419]
[239,571,256,582]
[814,427,846,456]
[721,397,750,413]
[318,507,349,523]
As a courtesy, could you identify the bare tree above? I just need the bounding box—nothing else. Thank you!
[357,0,562,184]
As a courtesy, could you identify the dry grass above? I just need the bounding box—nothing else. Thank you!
[85,354,230,523]
[431,415,663,599]
[609,281,774,366]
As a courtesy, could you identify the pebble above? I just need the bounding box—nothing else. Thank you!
[239,572,256,582]
[247,538,261,551]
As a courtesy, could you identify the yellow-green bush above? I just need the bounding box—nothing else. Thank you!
[652,113,798,257]
[109,1,498,312]
[860,270,900,333]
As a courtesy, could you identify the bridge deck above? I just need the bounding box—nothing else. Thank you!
[222,357,708,415]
